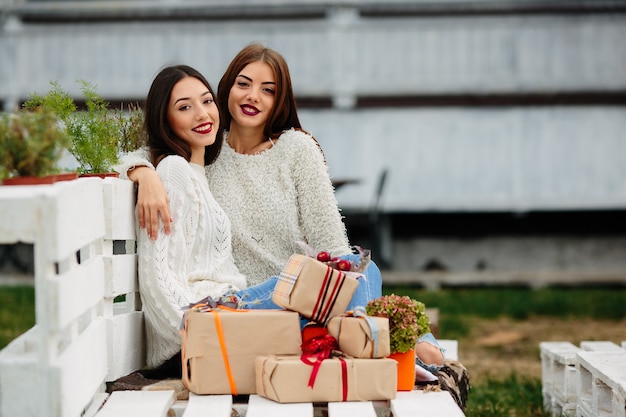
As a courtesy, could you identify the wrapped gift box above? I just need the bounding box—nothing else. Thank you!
[272,254,360,323]
[327,313,391,359]
[181,308,302,395]
[255,355,397,403]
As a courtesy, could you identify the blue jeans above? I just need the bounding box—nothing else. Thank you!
[232,255,383,316]
[234,276,281,309]
[343,254,383,311]
[415,332,445,373]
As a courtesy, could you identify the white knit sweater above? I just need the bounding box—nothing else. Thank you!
[137,156,246,367]
[117,128,351,286]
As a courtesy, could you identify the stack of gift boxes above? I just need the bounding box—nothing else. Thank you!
[180,253,398,403]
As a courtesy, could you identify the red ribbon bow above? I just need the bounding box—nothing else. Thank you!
[300,334,348,401]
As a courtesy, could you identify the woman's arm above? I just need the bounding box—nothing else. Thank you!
[291,131,351,255]
[129,167,172,239]
[115,149,172,238]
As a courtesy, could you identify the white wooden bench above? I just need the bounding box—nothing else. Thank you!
[540,340,626,417]
[0,178,464,417]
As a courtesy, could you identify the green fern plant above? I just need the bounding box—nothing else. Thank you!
[24,81,144,175]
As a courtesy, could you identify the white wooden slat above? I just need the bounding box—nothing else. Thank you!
[328,401,377,417]
[182,393,233,417]
[94,390,176,417]
[577,351,626,394]
[106,311,145,381]
[103,178,136,240]
[43,178,105,262]
[55,318,109,417]
[580,341,623,352]
[246,395,314,417]
[0,185,42,244]
[83,393,110,417]
[48,256,105,331]
[104,254,138,298]
[390,391,465,417]
[440,339,458,361]
[576,350,626,417]
[0,327,43,417]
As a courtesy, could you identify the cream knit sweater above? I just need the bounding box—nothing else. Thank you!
[118,128,351,287]
[137,156,246,367]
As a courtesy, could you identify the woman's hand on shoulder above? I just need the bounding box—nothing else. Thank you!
[130,167,172,240]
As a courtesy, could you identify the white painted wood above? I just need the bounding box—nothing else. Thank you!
[391,391,465,417]
[0,179,102,249]
[94,390,176,417]
[84,393,110,417]
[104,253,138,298]
[246,395,314,417]
[103,178,136,240]
[0,326,43,417]
[328,401,377,417]
[182,394,233,417]
[41,178,105,262]
[48,256,105,332]
[0,186,43,244]
[580,341,623,352]
[55,319,109,417]
[576,350,626,414]
[106,311,145,381]
[440,340,458,361]
[540,342,579,404]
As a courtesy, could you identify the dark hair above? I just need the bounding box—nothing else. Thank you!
[217,43,301,140]
[145,64,223,166]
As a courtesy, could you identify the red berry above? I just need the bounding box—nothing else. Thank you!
[337,259,352,271]
[316,251,331,262]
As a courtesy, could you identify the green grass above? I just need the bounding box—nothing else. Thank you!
[465,372,550,417]
[0,286,36,349]
[384,286,626,340]
[1,285,623,416]
[384,286,626,319]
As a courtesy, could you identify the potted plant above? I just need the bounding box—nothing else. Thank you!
[118,102,145,155]
[366,293,431,390]
[0,107,74,185]
[24,81,144,177]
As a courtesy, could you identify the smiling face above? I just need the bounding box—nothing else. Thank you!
[227,61,276,132]
[167,76,219,164]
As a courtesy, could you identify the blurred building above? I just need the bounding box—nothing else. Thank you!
[1,0,626,282]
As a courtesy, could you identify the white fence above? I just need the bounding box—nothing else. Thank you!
[0,178,144,417]
[540,340,626,417]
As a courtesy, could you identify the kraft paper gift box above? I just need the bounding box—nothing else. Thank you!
[326,310,391,359]
[272,253,360,323]
[181,308,302,395]
[255,355,397,403]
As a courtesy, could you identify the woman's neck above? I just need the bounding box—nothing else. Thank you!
[227,124,271,155]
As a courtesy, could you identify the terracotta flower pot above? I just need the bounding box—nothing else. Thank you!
[79,172,120,179]
[2,175,56,186]
[53,172,79,182]
[388,348,416,391]
[2,172,78,186]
